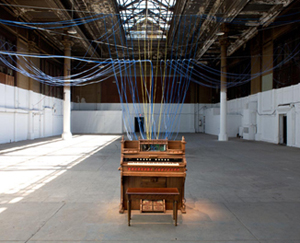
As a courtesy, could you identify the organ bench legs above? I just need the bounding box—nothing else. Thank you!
[126,188,179,226]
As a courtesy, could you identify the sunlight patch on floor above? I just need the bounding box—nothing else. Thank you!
[0,135,120,214]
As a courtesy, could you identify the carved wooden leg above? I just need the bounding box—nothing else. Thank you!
[119,203,124,214]
[127,199,131,226]
[181,177,186,214]
[119,175,124,213]
[174,200,178,226]
[181,199,186,214]
[172,201,175,220]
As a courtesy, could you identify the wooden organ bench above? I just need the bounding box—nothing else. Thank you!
[126,188,180,226]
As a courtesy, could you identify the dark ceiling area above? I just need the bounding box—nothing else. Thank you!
[0,0,296,64]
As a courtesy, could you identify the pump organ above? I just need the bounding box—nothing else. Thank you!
[119,136,187,213]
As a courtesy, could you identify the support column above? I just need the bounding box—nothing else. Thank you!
[27,41,36,140]
[61,39,73,140]
[218,27,228,141]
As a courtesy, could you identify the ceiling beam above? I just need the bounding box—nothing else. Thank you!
[167,0,189,46]
[152,0,169,10]
[195,0,250,60]
[250,0,291,6]
[227,27,257,56]
[238,10,266,15]
[227,0,293,56]
[118,0,140,10]
[53,0,99,56]
[187,0,226,59]
[182,0,211,50]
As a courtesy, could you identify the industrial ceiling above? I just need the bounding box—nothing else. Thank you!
[0,0,295,64]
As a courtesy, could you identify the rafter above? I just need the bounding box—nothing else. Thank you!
[118,0,140,10]
[195,0,250,60]
[227,0,293,56]
[152,0,169,10]
[250,0,291,6]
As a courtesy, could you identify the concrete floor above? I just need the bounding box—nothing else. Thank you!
[0,133,300,243]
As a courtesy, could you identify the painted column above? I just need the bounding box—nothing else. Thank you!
[27,41,36,140]
[61,39,73,140]
[218,28,228,141]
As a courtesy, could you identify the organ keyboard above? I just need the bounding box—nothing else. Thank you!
[119,136,187,213]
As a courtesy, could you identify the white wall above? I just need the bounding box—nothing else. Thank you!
[0,83,63,144]
[295,103,300,148]
[201,83,300,148]
[258,84,300,147]
[199,106,242,137]
[2,82,299,148]
[71,103,196,135]
[71,110,123,134]
[71,82,300,148]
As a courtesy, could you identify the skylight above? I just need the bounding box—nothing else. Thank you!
[117,0,176,40]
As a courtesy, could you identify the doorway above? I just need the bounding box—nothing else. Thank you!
[279,114,287,145]
[135,117,144,133]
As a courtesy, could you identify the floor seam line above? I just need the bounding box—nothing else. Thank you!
[24,202,66,243]
[223,202,261,243]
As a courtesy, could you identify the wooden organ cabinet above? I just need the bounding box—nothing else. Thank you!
[119,136,187,213]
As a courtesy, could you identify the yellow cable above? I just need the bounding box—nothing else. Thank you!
[144,14,150,139]
[157,5,170,138]
[137,22,147,138]
[149,18,154,138]
[154,5,163,137]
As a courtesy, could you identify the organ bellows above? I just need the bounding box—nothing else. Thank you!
[118,136,187,213]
